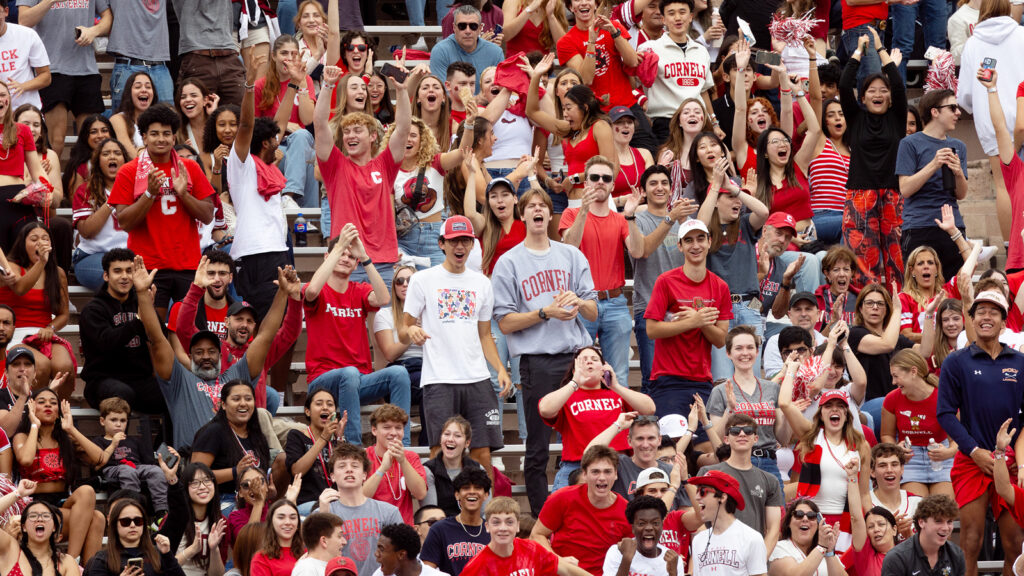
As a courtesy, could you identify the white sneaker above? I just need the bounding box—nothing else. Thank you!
[979,245,998,263]
[410,37,428,51]
[281,194,300,211]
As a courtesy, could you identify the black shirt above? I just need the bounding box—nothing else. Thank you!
[191,420,270,493]
[881,533,965,576]
[94,436,156,470]
[283,428,331,506]
[848,325,914,401]
[839,60,907,190]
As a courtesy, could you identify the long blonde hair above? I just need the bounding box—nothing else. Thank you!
[902,246,945,307]
[931,298,963,369]
[329,74,374,135]
[390,265,417,327]
[891,349,940,388]
[534,0,569,50]
[797,398,870,464]
[384,117,438,168]
[0,81,19,150]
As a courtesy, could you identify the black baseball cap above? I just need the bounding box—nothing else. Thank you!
[227,301,257,318]
[189,330,221,350]
[5,346,34,366]
[789,292,818,308]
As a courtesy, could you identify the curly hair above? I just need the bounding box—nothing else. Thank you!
[380,523,421,559]
[85,138,129,210]
[201,105,240,155]
[912,494,959,531]
[384,116,438,168]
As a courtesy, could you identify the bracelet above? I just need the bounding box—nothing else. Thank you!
[376,469,385,478]
[360,258,373,267]
[989,87,999,94]
[848,477,858,483]
[852,49,862,58]
[824,550,835,558]
[680,429,693,437]
[232,467,238,481]
[143,190,154,200]
[525,6,533,12]
[667,485,679,492]
[30,424,37,429]
[569,380,579,391]
[781,283,792,291]
[287,82,301,91]
[611,29,622,39]
[950,231,963,243]
[586,50,596,56]
[244,82,256,90]
[702,422,713,431]
[323,83,336,89]
[780,89,792,94]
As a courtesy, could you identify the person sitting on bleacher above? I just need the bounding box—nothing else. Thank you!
[90,397,169,518]
[284,388,342,516]
[0,481,80,576]
[109,104,215,321]
[363,404,427,526]
[420,467,491,575]
[0,304,13,380]
[0,345,64,437]
[165,249,235,365]
[13,388,107,562]
[83,497,186,576]
[132,255,287,450]
[79,248,164,416]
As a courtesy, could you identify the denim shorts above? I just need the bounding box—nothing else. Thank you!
[902,442,953,484]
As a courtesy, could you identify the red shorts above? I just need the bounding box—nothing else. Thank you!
[951,449,1015,516]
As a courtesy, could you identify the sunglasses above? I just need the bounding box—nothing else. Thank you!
[346,44,369,52]
[456,22,480,31]
[784,346,809,356]
[791,510,818,520]
[727,425,756,436]
[588,174,614,183]
[394,276,410,286]
[697,486,720,497]
[935,103,961,114]
[118,516,145,528]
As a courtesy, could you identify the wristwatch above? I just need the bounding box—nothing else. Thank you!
[538,307,549,321]
[288,82,301,92]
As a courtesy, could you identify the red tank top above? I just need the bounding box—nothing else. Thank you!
[506,16,547,55]
[0,268,52,327]
[613,147,646,197]
[563,124,601,187]
[486,219,526,275]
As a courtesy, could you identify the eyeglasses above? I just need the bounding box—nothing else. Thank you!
[588,174,614,183]
[456,22,480,31]
[657,455,675,464]
[767,139,789,146]
[346,44,369,52]
[189,479,214,489]
[417,518,440,527]
[862,300,887,309]
[118,516,145,528]
[25,513,52,522]
[791,510,817,520]
[727,425,756,436]
[394,276,410,286]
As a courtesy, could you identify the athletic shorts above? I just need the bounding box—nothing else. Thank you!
[422,379,503,450]
[39,73,105,115]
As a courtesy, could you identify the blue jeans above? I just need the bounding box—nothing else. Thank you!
[277,0,298,36]
[552,460,581,492]
[752,455,785,493]
[634,308,654,395]
[839,25,883,93]
[710,301,764,381]
[110,61,175,111]
[406,0,426,26]
[309,365,412,445]
[266,387,281,417]
[219,493,236,516]
[778,250,823,294]
[580,294,632,388]
[281,130,320,209]
[72,249,106,293]
[398,220,445,269]
[812,210,844,246]
[862,396,884,439]
[486,167,534,197]
[891,0,949,81]
[436,0,453,26]
[319,195,331,239]
[349,261,395,289]
[649,376,712,444]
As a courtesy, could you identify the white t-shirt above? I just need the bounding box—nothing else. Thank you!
[769,539,827,576]
[0,24,49,109]
[371,563,449,576]
[691,519,768,576]
[394,157,446,220]
[486,109,534,163]
[227,149,288,259]
[870,490,921,522]
[373,306,424,360]
[603,543,671,576]
[292,556,328,576]
[403,265,493,385]
[956,329,1024,351]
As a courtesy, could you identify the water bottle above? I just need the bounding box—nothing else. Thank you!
[711,6,723,49]
[294,213,308,247]
[927,438,944,472]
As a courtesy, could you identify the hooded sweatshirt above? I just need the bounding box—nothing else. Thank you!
[957,16,1024,156]
[80,288,152,386]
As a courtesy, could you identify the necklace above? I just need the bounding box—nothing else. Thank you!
[456,513,484,538]
[307,426,332,482]
[730,376,763,405]
[371,447,403,501]
[619,147,638,190]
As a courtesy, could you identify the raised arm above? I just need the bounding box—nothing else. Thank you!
[305,224,356,302]
[982,69,1015,165]
[314,66,343,162]
[731,39,751,169]
[854,285,903,354]
[524,54,568,136]
[462,155,487,231]
[134,256,174,380]
[387,65,429,164]
[776,354,813,438]
[244,269,293,379]
[994,419,1018,507]
[60,400,105,466]
[325,0,340,67]
[234,54,264,161]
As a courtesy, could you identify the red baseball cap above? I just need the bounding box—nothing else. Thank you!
[765,212,797,234]
[687,470,745,510]
[442,215,476,240]
[819,388,850,406]
[325,557,358,576]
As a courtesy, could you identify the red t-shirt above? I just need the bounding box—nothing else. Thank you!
[166,300,229,339]
[882,387,946,446]
[542,388,632,461]
[303,282,377,380]
[0,124,35,177]
[487,219,526,276]
[1006,271,1024,332]
[254,76,317,123]
[537,484,632,575]
[840,543,886,576]
[660,510,692,568]
[771,168,813,222]
[556,22,638,109]
[558,208,629,290]
[251,549,296,576]
[897,278,959,334]
[1001,154,1024,271]
[841,0,887,30]
[108,157,215,270]
[366,445,428,525]
[461,539,560,576]
[644,267,733,381]
[319,146,401,262]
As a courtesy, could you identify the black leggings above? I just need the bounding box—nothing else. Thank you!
[0,184,36,254]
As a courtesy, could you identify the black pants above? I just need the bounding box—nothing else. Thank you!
[48,216,73,273]
[651,117,672,148]
[901,226,965,280]
[235,250,291,320]
[0,184,36,254]
[85,375,167,415]
[628,104,658,157]
[519,352,574,516]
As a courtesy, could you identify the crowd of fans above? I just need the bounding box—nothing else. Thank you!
[2,0,1024,575]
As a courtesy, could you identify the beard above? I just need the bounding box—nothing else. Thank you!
[191,361,220,380]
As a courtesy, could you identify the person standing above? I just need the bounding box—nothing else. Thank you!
[0,0,50,110]
[106,0,174,109]
[170,0,245,106]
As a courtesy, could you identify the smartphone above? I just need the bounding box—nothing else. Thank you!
[493,24,503,35]
[754,51,781,67]
[602,370,612,387]
[380,62,408,84]
[803,221,817,242]
[156,444,178,470]
[74,27,82,40]
[981,57,997,82]
[816,513,825,524]
[128,559,144,570]
[330,412,338,422]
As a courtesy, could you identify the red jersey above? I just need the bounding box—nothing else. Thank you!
[770,168,813,222]
[538,484,632,575]
[558,208,629,290]
[366,445,427,525]
[897,278,959,334]
[461,539,560,576]
[108,157,215,270]
[303,282,378,380]
[1000,154,1024,271]
[556,22,638,109]
[644,267,732,381]
[542,387,632,461]
[882,387,947,446]
[660,510,692,568]
[167,300,228,339]
[319,146,401,262]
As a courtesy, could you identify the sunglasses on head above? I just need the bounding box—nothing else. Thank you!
[791,510,818,520]
[118,516,145,528]
[457,22,480,31]
[346,44,369,52]
[727,425,756,436]
[588,174,613,183]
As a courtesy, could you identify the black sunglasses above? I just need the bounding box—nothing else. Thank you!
[727,425,756,436]
[394,276,410,286]
[588,174,614,183]
[791,510,817,520]
[118,516,145,528]
[457,22,480,31]
[346,44,369,52]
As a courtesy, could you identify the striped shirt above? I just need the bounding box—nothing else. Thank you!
[807,137,850,212]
